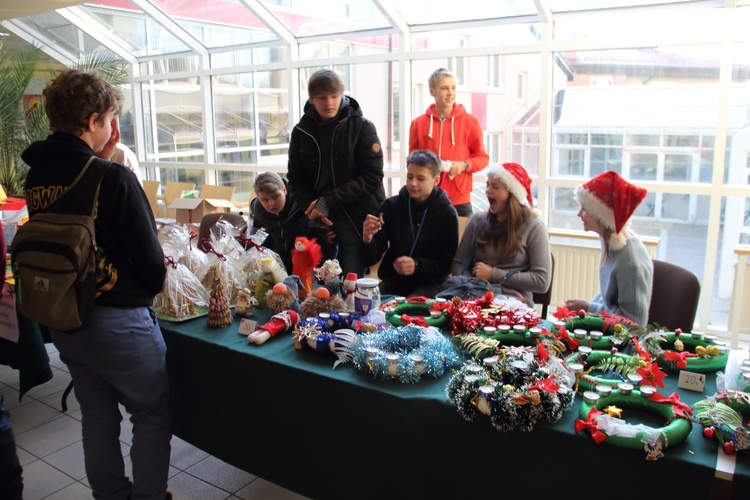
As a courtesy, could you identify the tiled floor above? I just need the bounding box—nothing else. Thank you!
[1,344,308,500]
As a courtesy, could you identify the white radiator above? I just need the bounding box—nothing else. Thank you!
[549,243,601,313]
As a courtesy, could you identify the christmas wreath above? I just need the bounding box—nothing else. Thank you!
[344,325,460,383]
[576,389,693,459]
[445,292,541,337]
[445,346,575,432]
[552,307,633,350]
[638,330,728,374]
[382,296,450,328]
[565,349,656,393]
[692,390,750,455]
[454,327,567,361]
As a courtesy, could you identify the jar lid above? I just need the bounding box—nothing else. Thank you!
[356,278,379,287]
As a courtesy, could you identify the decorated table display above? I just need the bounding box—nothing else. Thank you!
[551,306,634,350]
[637,329,729,374]
[692,390,750,455]
[343,325,461,383]
[575,387,693,459]
[446,345,575,432]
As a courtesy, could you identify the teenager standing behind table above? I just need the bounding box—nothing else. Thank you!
[360,150,458,297]
[287,69,385,277]
[565,171,653,327]
[409,67,489,216]
[21,70,171,500]
[450,163,551,307]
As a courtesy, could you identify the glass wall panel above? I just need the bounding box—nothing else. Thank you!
[142,80,204,162]
[212,69,289,166]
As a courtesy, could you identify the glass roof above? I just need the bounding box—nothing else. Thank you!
[0,0,729,65]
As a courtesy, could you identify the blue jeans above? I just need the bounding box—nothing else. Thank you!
[52,306,171,500]
[0,393,23,500]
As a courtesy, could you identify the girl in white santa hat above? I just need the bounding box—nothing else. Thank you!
[449,162,552,307]
[565,170,653,326]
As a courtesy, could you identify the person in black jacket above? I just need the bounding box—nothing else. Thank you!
[250,172,309,272]
[21,70,171,500]
[287,69,385,277]
[360,150,458,296]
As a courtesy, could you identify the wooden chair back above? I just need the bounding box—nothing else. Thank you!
[201,184,235,202]
[142,180,161,218]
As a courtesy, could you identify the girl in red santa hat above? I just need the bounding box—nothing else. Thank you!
[565,170,653,326]
[449,162,552,307]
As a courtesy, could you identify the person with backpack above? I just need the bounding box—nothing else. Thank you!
[21,70,171,500]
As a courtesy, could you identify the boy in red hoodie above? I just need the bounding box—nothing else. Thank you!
[409,67,489,216]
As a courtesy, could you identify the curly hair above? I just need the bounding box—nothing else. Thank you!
[43,70,123,135]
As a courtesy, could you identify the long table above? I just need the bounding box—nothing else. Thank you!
[161,312,748,500]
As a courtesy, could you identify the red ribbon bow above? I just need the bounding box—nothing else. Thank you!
[555,326,580,351]
[400,314,427,327]
[529,375,560,394]
[648,392,693,418]
[199,239,227,261]
[663,351,697,369]
[164,256,178,269]
[574,408,608,444]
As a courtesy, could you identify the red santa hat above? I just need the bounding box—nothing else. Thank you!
[576,171,647,250]
[487,163,534,207]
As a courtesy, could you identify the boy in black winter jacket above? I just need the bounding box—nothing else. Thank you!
[360,150,458,296]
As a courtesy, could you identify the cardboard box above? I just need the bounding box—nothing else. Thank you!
[167,198,236,225]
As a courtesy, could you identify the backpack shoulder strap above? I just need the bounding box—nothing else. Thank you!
[44,157,110,216]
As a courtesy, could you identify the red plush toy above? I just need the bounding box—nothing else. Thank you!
[292,236,323,299]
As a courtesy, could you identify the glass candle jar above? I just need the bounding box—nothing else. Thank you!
[354,278,381,316]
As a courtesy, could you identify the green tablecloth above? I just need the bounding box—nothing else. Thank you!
[161,309,746,500]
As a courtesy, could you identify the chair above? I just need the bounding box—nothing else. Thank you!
[201,184,235,202]
[141,180,160,218]
[647,260,700,332]
[533,253,555,320]
[197,212,247,251]
[457,216,470,240]
[162,181,196,219]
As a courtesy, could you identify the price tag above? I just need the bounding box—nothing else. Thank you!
[238,319,257,336]
[677,370,706,392]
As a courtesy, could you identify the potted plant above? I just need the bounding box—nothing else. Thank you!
[0,40,129,197]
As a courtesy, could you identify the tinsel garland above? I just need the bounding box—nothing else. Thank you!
[346,325,461,383]
[692,391,750,454]
[445,348,575,433]
[637,330,728,373]
[446,293,541,337]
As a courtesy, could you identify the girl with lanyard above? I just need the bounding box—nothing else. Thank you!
[450,163,551,306]
[360,150,458,297]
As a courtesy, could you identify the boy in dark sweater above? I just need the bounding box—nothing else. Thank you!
[360,150,458,296]
[21,70,171,500]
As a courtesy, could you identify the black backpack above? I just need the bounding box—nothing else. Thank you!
[11,157,109,332]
